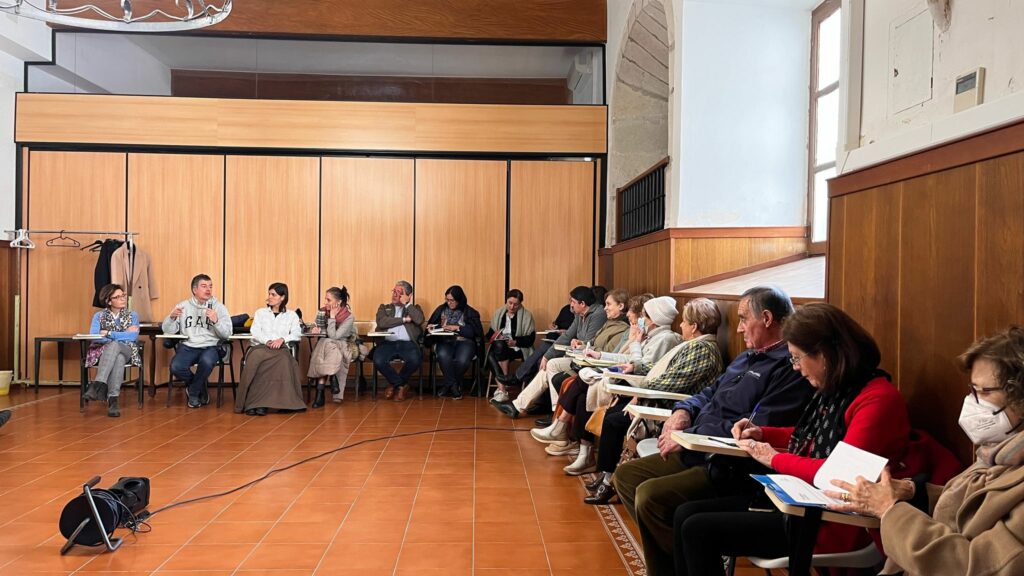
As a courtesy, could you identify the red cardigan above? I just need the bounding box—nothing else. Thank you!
[760,376,910,554]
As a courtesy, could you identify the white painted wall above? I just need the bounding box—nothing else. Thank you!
[842,0,1024,172]
[0,16,51,233]
[676,1,810,227]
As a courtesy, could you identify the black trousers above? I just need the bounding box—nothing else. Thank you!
[673,495,822,576]
[486,340,524,376]
[596,397,632,472]
[558,378,594,442]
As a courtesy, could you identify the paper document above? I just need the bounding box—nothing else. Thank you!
[429,330,456,336]
[671,431,749,457]
[752,441,888,508]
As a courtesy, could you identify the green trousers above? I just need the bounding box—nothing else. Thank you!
[613,454,717,576]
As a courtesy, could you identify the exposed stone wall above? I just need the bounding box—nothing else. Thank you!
[608,0,670,244]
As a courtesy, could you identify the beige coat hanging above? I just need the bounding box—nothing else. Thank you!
[110,244,159,322]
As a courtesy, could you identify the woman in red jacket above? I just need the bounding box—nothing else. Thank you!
[671,302,910,576]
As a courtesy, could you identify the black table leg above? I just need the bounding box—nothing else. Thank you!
[148,335,157,397]
[57,341,65,391]
[34,339,42,393]
[79,340,88,411]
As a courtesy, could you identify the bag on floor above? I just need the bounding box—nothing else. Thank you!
[585,405,608,437]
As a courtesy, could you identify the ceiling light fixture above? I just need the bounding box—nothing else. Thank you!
[0,0,232,32]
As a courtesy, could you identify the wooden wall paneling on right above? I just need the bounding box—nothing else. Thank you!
[825,195,845,304]
[509,161,595,331]
[414,159,508,322]
[898,165,977,462]
[26,151,127,381]
[840,184,902,377]
[975,152,1024,336]
[127,153,226,385]
[320,157,415,322]
[225,156,321,325]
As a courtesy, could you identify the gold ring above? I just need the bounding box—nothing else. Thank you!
[842,492,850,502]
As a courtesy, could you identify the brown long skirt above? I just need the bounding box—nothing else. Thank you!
[234,345,307,413]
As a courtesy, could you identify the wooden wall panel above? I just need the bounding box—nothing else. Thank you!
[128,153,225,380]
[16,94,607,155]
[26,151,127,381]
[840,185,901,377]
[976,153,1024,336]
[672,237,807,288]
[225,156,320,321]
[898,165,977,460]
[414,159,507,319]
[510,161,595,330]
[172,70,572,105]
[825,195,845,305]
[196,0,607,42]
[321,157,414,322]
[611,239,671,297]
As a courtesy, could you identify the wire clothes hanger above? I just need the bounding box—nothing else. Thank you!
[45,230,81,248]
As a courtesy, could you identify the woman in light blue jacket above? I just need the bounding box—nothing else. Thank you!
[85,283,141,417]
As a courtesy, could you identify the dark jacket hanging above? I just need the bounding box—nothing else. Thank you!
[92,239,124,308]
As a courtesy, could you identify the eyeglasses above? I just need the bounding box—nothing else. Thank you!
[788,351,811,367]
[968,383,1005,400]
[445,298,457,303]
[110,294,127,300]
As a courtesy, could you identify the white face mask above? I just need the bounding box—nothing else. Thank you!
[958,394,1015,446]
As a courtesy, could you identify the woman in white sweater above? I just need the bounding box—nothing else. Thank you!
[308,286,358,407]
[235,282,306,416]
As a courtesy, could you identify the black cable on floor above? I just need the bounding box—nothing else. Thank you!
[142,426,532,520]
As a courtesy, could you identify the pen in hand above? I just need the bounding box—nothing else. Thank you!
[739,402,762,437]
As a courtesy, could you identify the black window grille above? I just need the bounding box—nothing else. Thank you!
[617,157,668,242]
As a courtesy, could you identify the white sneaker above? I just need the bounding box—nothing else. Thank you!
[492,389,509,403]
[545,441,580,456]
[564,445,596,476]
[530,420,568,444]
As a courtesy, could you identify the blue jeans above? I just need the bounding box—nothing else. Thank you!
[170,345,223,401]
[435,340,476,392]
[372,340,422,390]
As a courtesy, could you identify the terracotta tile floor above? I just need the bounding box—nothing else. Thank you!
[0,386,767,575]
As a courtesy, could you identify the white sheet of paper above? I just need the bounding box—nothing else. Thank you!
[813,441,888,491]
[767,475,839,506]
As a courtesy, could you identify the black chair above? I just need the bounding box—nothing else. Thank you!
[165,342,235,407]
[80,340,146,411]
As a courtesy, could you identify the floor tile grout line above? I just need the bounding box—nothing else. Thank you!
[231,400,382,576]
[115,406,341,575]
[513,405,556,575]
[309,396,413,576]
[391,395,444,576]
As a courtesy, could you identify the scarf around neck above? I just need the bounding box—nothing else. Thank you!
[788,369,886,459]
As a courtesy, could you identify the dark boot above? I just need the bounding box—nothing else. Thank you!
[330,375,341,395]
[486,353,505,378]
[84,381,103,402]
[107,396,121,418]
[312,384,326,408]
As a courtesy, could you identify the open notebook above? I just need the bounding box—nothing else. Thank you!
[751,441,888,508]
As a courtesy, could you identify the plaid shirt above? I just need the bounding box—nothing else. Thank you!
[645,335,722,409]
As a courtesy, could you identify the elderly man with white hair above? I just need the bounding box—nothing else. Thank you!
[530,296,685,475]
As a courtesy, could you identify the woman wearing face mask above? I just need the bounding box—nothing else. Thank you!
[235,283,306,416]
[671,303,912,576]
[825,326,1024,576]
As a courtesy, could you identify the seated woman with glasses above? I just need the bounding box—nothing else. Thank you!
[85,283,141,417]
[426,285,483,400]
[235,282,306,416]
[825,326,1024,576]
[671,303,914,576]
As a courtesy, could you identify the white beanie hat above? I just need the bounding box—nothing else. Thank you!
[644,296,678,327]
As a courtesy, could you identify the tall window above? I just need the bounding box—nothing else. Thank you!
[809,0,841,247]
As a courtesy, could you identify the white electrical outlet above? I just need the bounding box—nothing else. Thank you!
[954,67,985,112]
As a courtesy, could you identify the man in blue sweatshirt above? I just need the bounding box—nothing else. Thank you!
[612,286,814,576]
[161,274,233,408]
